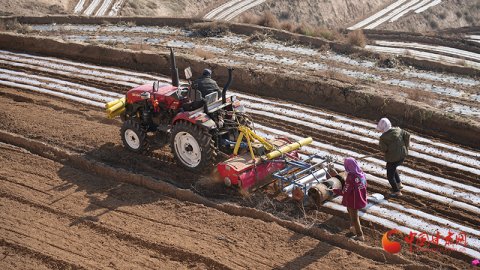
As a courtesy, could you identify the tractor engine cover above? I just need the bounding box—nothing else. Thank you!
[217,138,296,190]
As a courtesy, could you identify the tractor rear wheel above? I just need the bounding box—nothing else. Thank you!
[171,121,215,172]
[121,119,150,153]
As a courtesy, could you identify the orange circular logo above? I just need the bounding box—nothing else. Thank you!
[382,229,402,254]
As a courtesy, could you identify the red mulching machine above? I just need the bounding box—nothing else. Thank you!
[216,125,345,204]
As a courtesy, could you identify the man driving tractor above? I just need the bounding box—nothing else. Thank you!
[193,68,222,98]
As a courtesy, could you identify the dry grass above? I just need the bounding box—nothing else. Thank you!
[376,53,397,68]
[312,27,340,41]
[7,22,32,34]
[240,11,280,29]
[190,22,229,37]
[193,48,215,60]
[117,21,136,27]
[247,31,272,43]
[280,21,296,32]
[240,12,341,41]
[403,88,438,106]
[239,12,262,25]
[347,30,366,48]
[316,69,356,84]
[258,11,280,29]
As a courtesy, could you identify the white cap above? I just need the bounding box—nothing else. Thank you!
[377,118,392,133]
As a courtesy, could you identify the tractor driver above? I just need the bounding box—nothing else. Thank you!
[193,69,222,99]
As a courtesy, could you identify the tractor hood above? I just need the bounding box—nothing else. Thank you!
[126,82,177,103]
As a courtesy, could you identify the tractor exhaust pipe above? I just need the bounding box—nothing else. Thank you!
[222,68,233,104]
[169,47,180,87]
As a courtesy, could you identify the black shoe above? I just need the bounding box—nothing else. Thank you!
[350,235,365,241]
[390,191,402,197]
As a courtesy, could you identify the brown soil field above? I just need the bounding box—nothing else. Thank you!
[0,51,477,267]
[0,6,479,270]
[0,87,407,269]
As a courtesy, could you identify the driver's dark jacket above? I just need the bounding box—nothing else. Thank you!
[193,75,222,98]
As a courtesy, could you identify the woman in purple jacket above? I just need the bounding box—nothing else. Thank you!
[332,157,368,241]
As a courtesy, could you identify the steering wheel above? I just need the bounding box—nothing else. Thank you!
[177,84,189,98]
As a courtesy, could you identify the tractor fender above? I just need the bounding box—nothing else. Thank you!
[172,111,217,130]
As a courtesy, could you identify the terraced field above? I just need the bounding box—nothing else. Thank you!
[0,48,478,268]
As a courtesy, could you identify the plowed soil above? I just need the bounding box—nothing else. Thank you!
[0,76,477,268]
[0,88,409,269]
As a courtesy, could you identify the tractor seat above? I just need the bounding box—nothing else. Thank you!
[188,89,203,102]
[204,92,218,105]
[182,89,204,111]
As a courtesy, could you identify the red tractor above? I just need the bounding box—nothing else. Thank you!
[116,48,250,172]
[108,49,342,201]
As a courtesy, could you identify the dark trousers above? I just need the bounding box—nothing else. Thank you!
[386,159,404,192]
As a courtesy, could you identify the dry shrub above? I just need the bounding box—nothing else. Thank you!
[17,24,32,34]
[294,23,314,36]
[347,30,366,47]
[314,27,341,41]
[319,43,330,52]
[193,48,215,60]
[190,22,229,37]
[239,12,262,25]
[258,11,280,29]
[291,23,340,40]
[376,53,397,68]
[126,43,155,51]
[280,21,296,32]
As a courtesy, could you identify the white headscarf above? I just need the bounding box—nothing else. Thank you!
[377,118,392,133]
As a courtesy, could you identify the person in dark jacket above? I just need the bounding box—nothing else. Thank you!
[193,69,222,99]
[377,118,410,196]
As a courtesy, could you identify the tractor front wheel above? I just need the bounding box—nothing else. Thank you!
[171,121,215,172]
[121,120,150,153]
